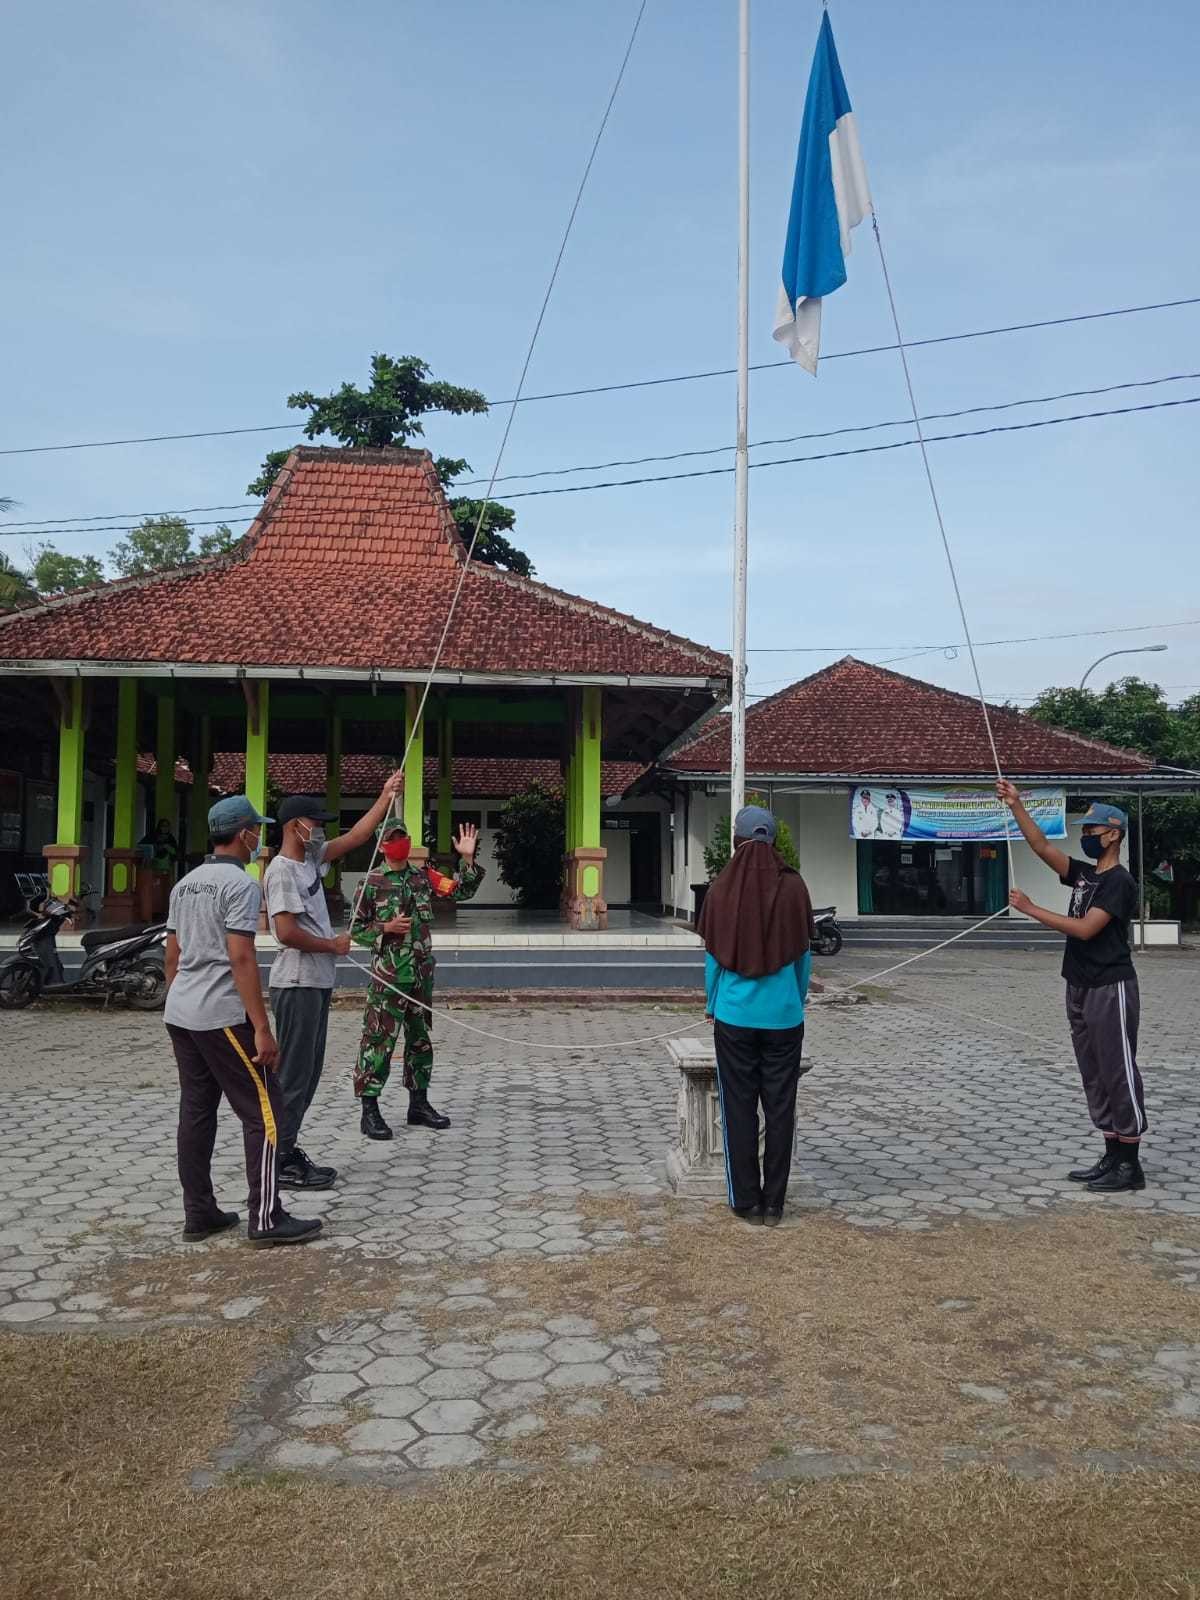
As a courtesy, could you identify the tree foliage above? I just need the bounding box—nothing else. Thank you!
[28,544,106,594]
[493,783,565,908]
[0,553,37,610]
[704,792,802,881]
[246,354,533,576]
[1027,676,1200,903]
[108,517,237,579]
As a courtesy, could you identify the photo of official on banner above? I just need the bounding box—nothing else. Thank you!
[849,786,1067,842]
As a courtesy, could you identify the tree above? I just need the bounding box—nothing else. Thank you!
[493,783,565,908]
[28,543,106,594]
[247,354,534,576]
[0,553,36,610]
[704,792,802,881]
[196,523,240,558]
[111,516,194,578]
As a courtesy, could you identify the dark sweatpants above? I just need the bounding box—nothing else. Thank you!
[1065,978,1148,1140]
[167,1020,282,1233]
[713,1020,805,1212]
[270,986,332,1155]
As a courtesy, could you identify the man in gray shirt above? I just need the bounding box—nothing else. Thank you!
[264,772,403,1190]
[165,795,321,1248]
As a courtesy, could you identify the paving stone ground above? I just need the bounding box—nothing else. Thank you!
[2,947,1198,1483]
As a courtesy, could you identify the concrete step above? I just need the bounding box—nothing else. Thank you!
[841,917,1060,948]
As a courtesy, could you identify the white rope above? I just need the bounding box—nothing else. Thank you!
[869,209,1018,883]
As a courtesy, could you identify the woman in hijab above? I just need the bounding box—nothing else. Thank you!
[698,804,815,1228]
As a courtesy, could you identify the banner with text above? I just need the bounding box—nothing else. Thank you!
[849,786,1067,842]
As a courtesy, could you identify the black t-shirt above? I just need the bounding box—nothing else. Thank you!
[1059,858,1138,987]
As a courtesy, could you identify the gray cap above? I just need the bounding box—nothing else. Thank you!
[208,794,273,833]
[733,804,777,843]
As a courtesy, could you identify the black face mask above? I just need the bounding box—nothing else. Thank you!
[1081,833,1111,860]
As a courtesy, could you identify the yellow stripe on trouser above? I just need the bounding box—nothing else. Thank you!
[224,1027,278,1145]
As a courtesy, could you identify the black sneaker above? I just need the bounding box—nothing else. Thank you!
[248,1210,323,1248]
[732,1206,764,1227]
[182,1209,239,1242]
[763,1209,784,1228]
[278,1147,337,1190]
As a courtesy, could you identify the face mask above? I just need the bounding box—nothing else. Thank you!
[242,828,263,863]
[381,837,411,865]
[298,823,325,855]
[1081,833,1111,860]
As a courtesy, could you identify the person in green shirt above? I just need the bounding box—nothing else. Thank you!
[350,818,482,1138]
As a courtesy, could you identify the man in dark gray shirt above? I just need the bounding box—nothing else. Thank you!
[165,795,321,1247]
[264,772,403,1190]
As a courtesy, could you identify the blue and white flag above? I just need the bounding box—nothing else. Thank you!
[773,13,871,374]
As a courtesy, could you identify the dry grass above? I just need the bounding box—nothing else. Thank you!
[4,1326,1200,1600]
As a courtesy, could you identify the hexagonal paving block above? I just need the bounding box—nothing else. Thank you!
[492,1330,551,1353]
[305,1344,374,1373]
[288,1404,351,1430]
[485,1351,553,1382]
[359,1356,432,1387]
[544,1363,615,1391]
[419,1367,491,1401]
[545,1315,599,1337]
[361,1386,426,1418]
[369,1332,427,1357]
[412,1399,487,1435]
[271,1440,343,1470]
[482,1381,549,1412]
[546,1337,612,1365]
[295,1372,363,1405]
[428,1341,490,1369]
[347,1418,419,1453]
[406,1435,487,1470]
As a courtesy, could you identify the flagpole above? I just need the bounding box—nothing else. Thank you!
[730,0,750,826]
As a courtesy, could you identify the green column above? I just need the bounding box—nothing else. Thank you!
[112,679,139,852]
[404,686,425,842]
[244,680,270,879]
[51,680,86,898]
[324,710,342,887]
[187,713,211,859]
[437,702,453,855]
[154,687,176,831]
[578,686,602,849]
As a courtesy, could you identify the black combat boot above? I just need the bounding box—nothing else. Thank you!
[1068,1138,1121,1183]
[360,1097,393,1140]
[407,1088,451,1130]
[1087,1144,1147,1194]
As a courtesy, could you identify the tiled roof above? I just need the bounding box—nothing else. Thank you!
[666,658,1154,777]
[0,448,728,681]
[209,752,646,800]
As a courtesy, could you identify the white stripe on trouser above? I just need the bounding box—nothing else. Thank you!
[713,1059,736,1208]
[1116,981,1145,1135]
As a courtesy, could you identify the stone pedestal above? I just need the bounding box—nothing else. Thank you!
[564,846,607,930]
[43,843,85,903]
[103,847,140,924]
[664,1035,803,1199]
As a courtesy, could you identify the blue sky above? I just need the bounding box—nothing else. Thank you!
[3,0,1199,707]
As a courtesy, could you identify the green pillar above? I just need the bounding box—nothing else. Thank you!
[112,679,139,852]
[187,713,212,859]
[244,679,270,880]
[404,686,425,845]
[579,686,602,849]
[324,710,342,888]
[437,702,453,855]
[48,680,86,899]
[154,687,176,831]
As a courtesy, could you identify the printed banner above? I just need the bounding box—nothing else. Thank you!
[849,785,1067,842]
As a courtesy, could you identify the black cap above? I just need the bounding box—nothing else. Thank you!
[277,795,338,826]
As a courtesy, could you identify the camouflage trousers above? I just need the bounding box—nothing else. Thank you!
[353,978,434,1098]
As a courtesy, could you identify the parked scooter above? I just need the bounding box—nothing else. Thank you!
[812,905,843,957]
[0,895,168,1010]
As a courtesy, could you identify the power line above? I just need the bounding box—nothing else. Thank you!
[12,365,1197,532]
[1,292,1197,460]
[2,389,1197,539]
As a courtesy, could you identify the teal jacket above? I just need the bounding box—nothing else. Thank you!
[705,949,813,1030]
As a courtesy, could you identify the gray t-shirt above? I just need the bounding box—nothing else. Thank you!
[264,845,336,990]
[164,857,262,1030]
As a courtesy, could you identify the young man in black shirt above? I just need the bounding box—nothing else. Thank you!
[998,784,1146,1193]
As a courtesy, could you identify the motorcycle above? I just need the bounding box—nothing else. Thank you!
[0,894,168,1011]
[812,905,843,957]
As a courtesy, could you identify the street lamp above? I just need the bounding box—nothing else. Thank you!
[1079,644,1168,691]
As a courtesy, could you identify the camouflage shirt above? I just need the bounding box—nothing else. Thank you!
[350,857,484,989]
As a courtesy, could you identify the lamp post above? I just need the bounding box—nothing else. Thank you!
[1078,644,1167,691]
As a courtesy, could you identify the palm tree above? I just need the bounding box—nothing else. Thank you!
[0,502,35,608]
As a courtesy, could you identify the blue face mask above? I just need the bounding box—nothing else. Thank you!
[243,827,263,863]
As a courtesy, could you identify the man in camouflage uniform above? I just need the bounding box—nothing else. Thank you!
[351,817,482,1138]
